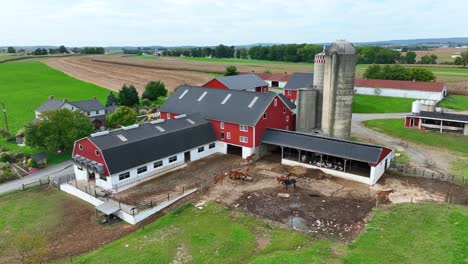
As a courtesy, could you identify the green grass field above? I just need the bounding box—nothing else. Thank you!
[364,119,468,157]
[184,57,313,66]
[344,203,468,263]
[353,94,413,113]
[439,95,468,110]
[126,55,159,60]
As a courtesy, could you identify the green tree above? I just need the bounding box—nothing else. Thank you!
[429,54,438,64]
[58,45,68,53]
[404,51,417,64]
[454,57,464,66]
[419,54,437,64]
[224,66,238,76]
[105,91,118,106]
[142,81,167,101]
[460,51,468,67]
[106,106,137,128]
[25,109,93,151]
[362,64,382,79]
[7,47,16,53]
[407,68,436,82]
[118,85,139,107]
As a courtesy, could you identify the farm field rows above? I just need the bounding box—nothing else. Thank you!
[0,183,460,263]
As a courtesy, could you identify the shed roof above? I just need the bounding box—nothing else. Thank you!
[284,73,314,90]
[69,99,105,112]
[409,111,468,123]
[160,86,277,125]
[88,114,217,174]
[213,74,268,90]
[35,99,65,112]
[355,78,446,92]
[261,129,387,164]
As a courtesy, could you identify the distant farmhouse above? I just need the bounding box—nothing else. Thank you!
[451,52,461,58]
[354,78,448,101]
[203,74,269,92]
[283,73,315,103]
[35,96,116,128]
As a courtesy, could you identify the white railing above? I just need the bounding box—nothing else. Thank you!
[113,161,185,191]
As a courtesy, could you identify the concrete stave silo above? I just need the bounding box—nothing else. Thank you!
[313,51,325,129]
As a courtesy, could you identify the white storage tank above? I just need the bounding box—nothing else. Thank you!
[411,100,422,114]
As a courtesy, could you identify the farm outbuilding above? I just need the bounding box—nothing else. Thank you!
[405,110,468,135]
[283,72,314,103]
[252,73,291,88]
[261,129,393,185]
[354,78,448,101]
[203,74,269,92]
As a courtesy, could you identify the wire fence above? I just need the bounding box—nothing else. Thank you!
[20,177,51,190]
[389,163,467,186]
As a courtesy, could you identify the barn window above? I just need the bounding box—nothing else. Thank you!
[286,125,289,130]
[79,144,83,150]
[77,166,83,171]
[286,116,289,122]
[198,147,204,153]
[209,143,216,149]
[263,113,267,119]
[283,107,286,113]
[287,90,291,96]
[240,136,248,143]
[221,132,225,140]
[95,110,99,115]
[167,113,171,119]
[227,132,231,139]
[154,161,163,168]
[137,166,147,174]
[87,112,91,115]
[220,122,224,129]
[274,99,277,106]
[169,156,177,163]
[240,125,248,132]
[95,150,100,156]
[119,172,130,181]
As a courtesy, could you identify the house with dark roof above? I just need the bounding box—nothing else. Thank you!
[283,73,314,103]
[35,96,114,128]
[354,78,448,101]
[160,86,296,158]
[203,74,269,92]
[405,110,468,135]
[72,114,220,192]
[261,129,393,185]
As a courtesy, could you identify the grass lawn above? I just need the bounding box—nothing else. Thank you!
[353,94,413,113]
[67,202,339,264]
[393,151,411,165]
[439,95,468,111]
[184,57,313,66]
[126,55,159,60]
[344,203,468,263]
[450,159,468,183]
[364,119,468,156]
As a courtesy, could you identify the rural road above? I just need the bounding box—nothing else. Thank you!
[351,113,460,174]
[0,160,73,195]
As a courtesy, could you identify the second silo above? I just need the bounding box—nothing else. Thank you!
[313,50,325,129]
[321,40,357,139]
[296,88,317,133]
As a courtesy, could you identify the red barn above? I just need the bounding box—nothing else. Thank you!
[405,110,468,135]
[203,73,269,92]
[160,86,296,158]
[283,72,314,103]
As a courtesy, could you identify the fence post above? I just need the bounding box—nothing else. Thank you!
[22,184,24,190]
[167,193,170,201]
[422,170,425,177]
[182,186,185,195]
[150,200,153,208]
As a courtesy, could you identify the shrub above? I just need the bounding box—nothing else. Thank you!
[0,168,18,184]
[0,152,11,162]
[141,98,151,107]
[138,109,148,116]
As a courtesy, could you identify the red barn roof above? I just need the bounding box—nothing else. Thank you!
[354,78,446,92]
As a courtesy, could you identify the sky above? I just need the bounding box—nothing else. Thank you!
[1,0,467,46]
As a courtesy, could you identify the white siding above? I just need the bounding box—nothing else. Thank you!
[190,141,221,161]
[74,164,88,181]
[355,86,445,101]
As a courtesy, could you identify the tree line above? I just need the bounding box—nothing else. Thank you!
[363,65,436,82]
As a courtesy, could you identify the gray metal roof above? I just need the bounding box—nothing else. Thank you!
[35,99,65,112]
[215,74,268,90]
[284,73,314,90]
[160,86,276,125]
[417,111,468,123]
[88,114,217,174]
[261,129,385,163]
[69,99,105,112]
[277,93,296,109]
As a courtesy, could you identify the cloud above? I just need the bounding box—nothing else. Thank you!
[0,0,466,46]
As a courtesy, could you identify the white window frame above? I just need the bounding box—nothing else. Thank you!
[209,143,216,149]
[95,150,100,156]
[137,166,147,174]
[154,160,163,168]
[79,144,83,150]
[274,99,277,106]
[221,132,225,140]
[286,116,289,122]
[198,146,204,153]
[240,125,248,132]
[220,122,224,129]
[167,113,171,119]
[287,90,291,96]
[169,155,177,163]
[119,172,130,181]
[240,136,248,143]
[227,132,231,139]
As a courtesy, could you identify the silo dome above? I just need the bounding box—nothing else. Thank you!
[325,40,356,55]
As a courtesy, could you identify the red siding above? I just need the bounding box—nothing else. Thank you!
[405,117,420,128]
[254,96,295,146]
[202,79,228,89]
[210,120,254,148]
[284,90,297,101]
[73,138,110,176]
[371,147,393,167]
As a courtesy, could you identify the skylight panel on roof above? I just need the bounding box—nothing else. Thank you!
[178,89,189,99]
[91,131,109,137]
[197,91,207,101]
[186,119,195,124]
[123,124,139,130]
[221,94,232,104]
[116,134,128,142]
[150,119,164,124]
[155,126,165,132]
[175,114,187,119]
[248,96,259,108]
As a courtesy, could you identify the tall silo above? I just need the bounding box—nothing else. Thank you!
[321,40,357,139]
[295,88,317,133]
[313,50,325,129]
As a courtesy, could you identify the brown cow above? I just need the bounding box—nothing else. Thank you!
[246,153,256,163]
[225,165,249,181]
[214,173,226,184]
[275,173,291,183]
[376,189,395,201]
